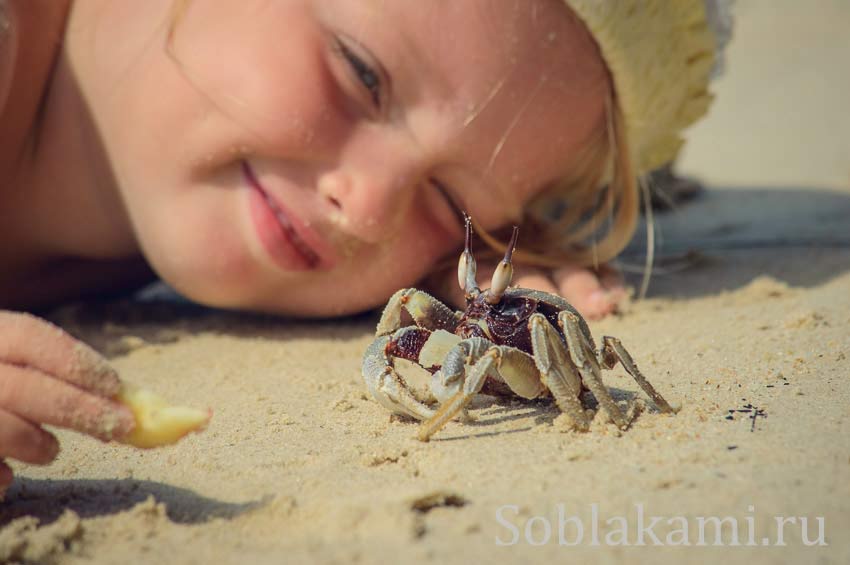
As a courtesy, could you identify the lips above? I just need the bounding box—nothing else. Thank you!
[242,161,334,271]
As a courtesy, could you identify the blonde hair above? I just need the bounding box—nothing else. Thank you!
[464,91,639,273]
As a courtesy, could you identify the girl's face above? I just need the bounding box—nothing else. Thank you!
[70,0,608,315]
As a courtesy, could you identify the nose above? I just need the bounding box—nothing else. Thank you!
[317,139,424,243]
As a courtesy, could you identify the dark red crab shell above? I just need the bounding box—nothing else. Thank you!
[455,287,589,353]
[386,286,591,369]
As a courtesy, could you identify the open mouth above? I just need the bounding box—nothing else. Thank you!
[242,161,325,270]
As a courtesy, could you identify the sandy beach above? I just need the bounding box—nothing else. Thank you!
[2,1,848,563]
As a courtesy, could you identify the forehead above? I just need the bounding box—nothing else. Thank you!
[340,0,609,206]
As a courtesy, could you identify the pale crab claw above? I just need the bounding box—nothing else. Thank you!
[486,226,519,304]
[457,213,479,298]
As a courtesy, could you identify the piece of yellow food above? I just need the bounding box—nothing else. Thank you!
[116,385,211,449]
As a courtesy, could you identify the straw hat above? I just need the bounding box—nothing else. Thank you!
[565,0,721,173]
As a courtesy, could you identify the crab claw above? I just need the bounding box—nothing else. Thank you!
[457,213,479,298]
[486,226,518,304]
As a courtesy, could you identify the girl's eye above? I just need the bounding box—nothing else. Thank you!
[335,38,382,108]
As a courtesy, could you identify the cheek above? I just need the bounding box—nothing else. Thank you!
[378,219,457,286]
[165,2,346,155]
[132,187,262,303]
[383,192,465,290]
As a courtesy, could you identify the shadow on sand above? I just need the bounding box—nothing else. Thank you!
[0,477,268,527]
[622,186,850,299]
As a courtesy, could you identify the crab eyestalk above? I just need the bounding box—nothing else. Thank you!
[486,226,519,304]
[457,213,479,299]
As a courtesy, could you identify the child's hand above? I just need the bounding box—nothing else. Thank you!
[517,263,627,320]
[0,311,135,499]
[425,262,626,320]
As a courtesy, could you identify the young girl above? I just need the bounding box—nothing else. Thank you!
[0,0,722,496]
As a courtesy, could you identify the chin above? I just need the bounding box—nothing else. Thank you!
[251,291,382,318]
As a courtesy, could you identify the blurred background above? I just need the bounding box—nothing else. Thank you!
[623,0,850,298]
[679,0,849,188]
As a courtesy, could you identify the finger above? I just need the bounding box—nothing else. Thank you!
[553,265,618,320]
[0,409,60,465]
[597,264,628,303]
[0,363,135,441]
[0,311,120,397]
[0,459,12,500]
[511,265,560,295]
[597,264,626,291]
[475,263,563,296]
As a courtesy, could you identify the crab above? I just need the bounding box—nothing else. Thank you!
[362,216,676,441]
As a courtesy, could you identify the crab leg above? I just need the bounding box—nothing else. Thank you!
[418,338,544,441]
[559,311,630,430]
[418,346,497,441]
[375,288,459,337]
[597,337,676,413]
[528,313,592,431]
[362,335,435,421]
